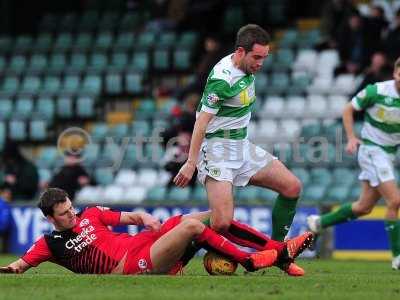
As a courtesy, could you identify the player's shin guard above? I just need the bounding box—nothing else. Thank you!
[385,220,400,257]
[272,195,298,241]
[224,220,286,253]
[196,227,250,264]
[320,203,357,228]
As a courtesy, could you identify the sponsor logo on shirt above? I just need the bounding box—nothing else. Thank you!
[206,93,219,106]
[138,258,148,270]
[384,97,393,105]
[65,219,97,253]
[209,168,221,177]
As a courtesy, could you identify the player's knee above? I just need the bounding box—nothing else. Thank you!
[387,199,400,212]
[210,218,231,233]
[181,218,204,235]
[281,177,302,198]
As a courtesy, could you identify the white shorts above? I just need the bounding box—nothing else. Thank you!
[357,144,396,187]
[197,138,277,187]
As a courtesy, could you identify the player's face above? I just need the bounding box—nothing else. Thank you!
[241,44,269,74]
[393,67,400,90]
[49,198,77,231]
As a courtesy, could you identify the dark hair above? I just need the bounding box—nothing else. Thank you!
[235,24,270,52]
[38,188,69,216]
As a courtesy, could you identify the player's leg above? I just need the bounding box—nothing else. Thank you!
[308,181,381,233]
[149,218,277,273]
[248,159,302,241]
[205,177,235,232]
[376,180,400,268]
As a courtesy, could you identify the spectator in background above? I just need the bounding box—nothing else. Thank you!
[0,190,11,253]
[1,140,38,201]
[162,93,198,188]
[48,150,92,201]
[318,0,358,49]
[384,8,400,62]
[353,52,392,94]
[364,5,388,58]
[335,12,368,75]
[177,35,226,100]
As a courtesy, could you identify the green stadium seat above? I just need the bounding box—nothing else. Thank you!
[118,13,142,31]
[76,95,95,118]
[57,96,73,118]
[29,118,47,141]
[303,184,327,203]
[53,33,73,51]
[36,147,58,168]
[42,76,61,95]
[326,185,351,203]
[258,189,278,203]
[73,33,93,51]
[98,13,119,31]
[272,48,294,72]
[8,55,27,73]
[131,51,149,71]
[21,76,41,94]
[125,72,143,94]
[177,32,197,49]
[14,35,33,51]
[105,72,123,95]
[0,98,12,120]
[28,54,47,72]
[0,56,6,70]
[278,29,299,48]
[255,73,268,94]
[109,52,129,70]
[135,99,156,120]
[192,185,207,202]
[58,13,78,32]
[287,72,311,95]
[91,122,108,142]
[1,76,19,93]
[94,32,113,50]
[94,168,114,186]
[48,53,67,72]
[300,122,322,138]
[8,119,26,141]
[131,120,151,136]
[349,184,361,201]
[82,75,102,94]
[223,7,244,34]
[291,167,311,186]
[89,52,108,72]
[310,168,332,186]
[332,168,356,187]
[83,143,100,166]
[268,73,289,95]
[235,186,259,201]
[137,32,156,49]
[261,53,274,72]
[109,123,129,142]
[79,11,100,32]
[153,49,170,70]
[167,187,191,202]
[159,32,177,47]
[36,97,55,121]
[173,49,190,70]
[69,53,87,72]
[114,33,135,51]
[15,97,34,118]
[122,144,140,167]
[62,75,80,93]
[0,37,13,54]
[146,186,167,202]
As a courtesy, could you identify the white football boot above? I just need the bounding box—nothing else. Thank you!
[306,215,322,234]
[392,255,400,270]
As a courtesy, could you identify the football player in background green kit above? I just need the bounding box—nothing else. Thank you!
[174,24,312,276]
[308,57,400,270]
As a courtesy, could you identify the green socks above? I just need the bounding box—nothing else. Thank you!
[320,203,357,228]
[271,195,298,241]
[385,220,400,257]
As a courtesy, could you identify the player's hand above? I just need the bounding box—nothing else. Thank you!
[173,161,196,188]
[0,266,19,274]
[140,213,161,232]
[346,136,361,155]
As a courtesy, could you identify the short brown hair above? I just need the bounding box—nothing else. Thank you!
[38,188,69,216]
[235,24,271,52]
[395,57,400,70]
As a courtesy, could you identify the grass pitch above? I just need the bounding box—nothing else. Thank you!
[0,255,399,300]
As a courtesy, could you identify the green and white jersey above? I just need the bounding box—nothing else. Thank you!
[351,80,400,153]
[197,54,256,140]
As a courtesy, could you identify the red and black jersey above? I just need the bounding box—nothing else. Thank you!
[21,206,156,274]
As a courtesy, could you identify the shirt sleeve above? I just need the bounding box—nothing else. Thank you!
[200,79,231,115]
[21,236,52,267]
[351,84,376,111]
[96,206,121,226]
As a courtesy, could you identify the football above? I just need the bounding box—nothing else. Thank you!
[203,251,238,275]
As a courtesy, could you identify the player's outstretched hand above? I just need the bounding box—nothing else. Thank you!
[173,161,196,188]
[141,212,161,232]
[0,266,19,274]
[346,136,361,155]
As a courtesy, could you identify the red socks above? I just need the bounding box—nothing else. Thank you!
[196,227,250,264]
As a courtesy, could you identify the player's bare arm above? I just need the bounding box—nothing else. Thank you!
[0,258,31,274]
[120,211,161,231]
[342,103,361,154]
[174,111,214,188]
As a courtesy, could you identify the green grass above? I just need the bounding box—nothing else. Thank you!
[0,255,399,300]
